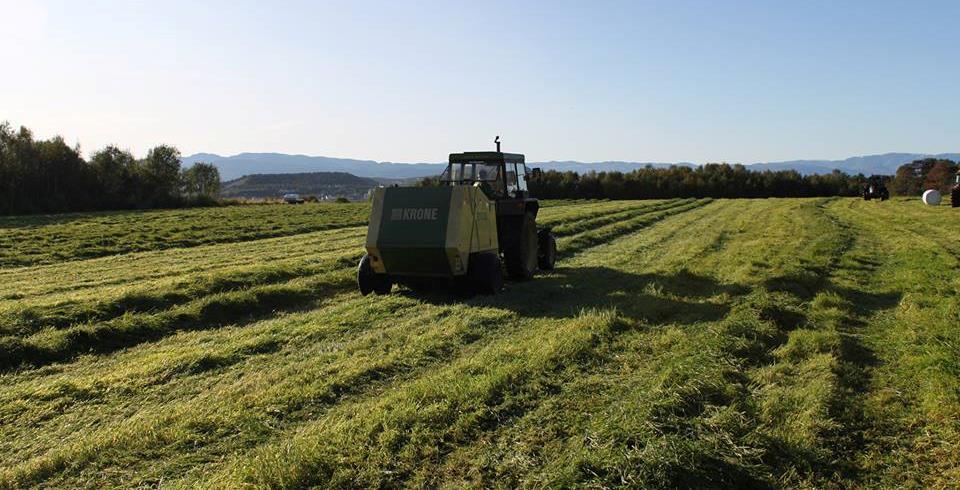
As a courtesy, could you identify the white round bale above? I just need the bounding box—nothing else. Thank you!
[922,189,942,206]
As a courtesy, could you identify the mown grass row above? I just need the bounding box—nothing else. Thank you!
[0,265,357,372]
[185,199,817,488]
[0,200,715,487]
[823,198,960,486]
[559,198,711,256]
[0,299,528,487]
[0,202,370,268]
[4,198,955,487]
[208,309,629,488]
[0,200,637,302]
[0,226,368,302]
[0,255,358,337]
[550,198,692,237]
[0,200,691,373]
[537,199,672,230]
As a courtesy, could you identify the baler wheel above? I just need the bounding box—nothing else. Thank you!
[358,254,392,296]
[469,252,503,295]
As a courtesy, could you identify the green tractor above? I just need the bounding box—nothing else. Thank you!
[357,138,556,295]
[861,176,889,201]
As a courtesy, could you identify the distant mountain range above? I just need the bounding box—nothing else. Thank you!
[183,152,960,182]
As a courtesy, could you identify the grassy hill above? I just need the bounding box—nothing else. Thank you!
[1,198,958,487]
[220,172,380,200]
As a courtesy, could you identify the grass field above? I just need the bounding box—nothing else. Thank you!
[1,198,958,488]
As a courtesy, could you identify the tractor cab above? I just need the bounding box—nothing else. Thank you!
[441,151,531,200]
[862,175,889,201]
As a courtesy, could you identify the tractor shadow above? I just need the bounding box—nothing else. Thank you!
[400,266,749,326]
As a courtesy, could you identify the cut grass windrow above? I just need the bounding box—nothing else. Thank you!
[0,292,558,487]
[550,199,691,237]
[202,309,629,489]
[559,198,711,256]
[0,203,371,268]
[0,265,358,371]
[0,255,359,338]
[0,226,368,302]
[537,199,676,231]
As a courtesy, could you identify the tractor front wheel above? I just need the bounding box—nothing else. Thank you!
[504,213,538,280]
[538,229,557,270]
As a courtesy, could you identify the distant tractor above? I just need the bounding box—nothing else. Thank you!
[953,171,960,208]
[283,193,304,204]
[357,138,556,295]
[861,177,889,201]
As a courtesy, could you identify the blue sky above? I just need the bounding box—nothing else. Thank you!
[2,0,958,163]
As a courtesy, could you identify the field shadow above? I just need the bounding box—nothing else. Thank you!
[763,268,901,319]
[400,266,749,326]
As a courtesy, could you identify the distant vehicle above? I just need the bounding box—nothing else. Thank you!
[952,171,960,208]
[282,193,305,204]
[861,177,889,201]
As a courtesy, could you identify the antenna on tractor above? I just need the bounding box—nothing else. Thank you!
[495,136,501,153]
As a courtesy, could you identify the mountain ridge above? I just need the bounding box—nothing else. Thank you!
[183,151,960,181]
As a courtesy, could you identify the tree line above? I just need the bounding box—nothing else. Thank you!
[889,158,958,196]
[524,164,877,200]
[424,159,957,200]
[0,122,220,215]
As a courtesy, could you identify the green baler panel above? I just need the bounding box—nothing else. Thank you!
[375,187,453,276]
[376,187,452,248]
[378,247,452,277]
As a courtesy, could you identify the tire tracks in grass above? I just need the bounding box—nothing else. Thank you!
[188,309,630,489]
[424,201,779,486]
[734,198,906,485]
[824,199,960,487]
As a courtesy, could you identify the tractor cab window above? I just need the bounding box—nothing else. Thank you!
[505,163,528,197]
[516,163,528,193]
[441,162,505,196]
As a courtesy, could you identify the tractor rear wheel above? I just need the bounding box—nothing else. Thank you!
[504,213,538,280]
[469,252,503,295]
[358,254,392,296]
[538,229,557,270]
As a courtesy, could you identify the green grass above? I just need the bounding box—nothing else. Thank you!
[0,202,369,267]
[1,197,958,488]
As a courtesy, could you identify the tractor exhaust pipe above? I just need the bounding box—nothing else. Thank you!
[495,135,500,153]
